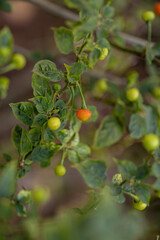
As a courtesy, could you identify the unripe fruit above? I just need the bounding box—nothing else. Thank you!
[11,53,26,69]
[76,109,92,122]
[52,83,61,92]
[154,2,160,16]
[152,87,160,98]
[0,77,9,88]
[142,134,159,152]
[133,200,147,211]
[112,173,123,185]
[32,187,50,204]
[48,117,61,130]
[126,88,139,102]
[0,47,11,58]
[99,48,109,60]
[54,165,66,176]
[142,11,155,21]
[96,78,108,92]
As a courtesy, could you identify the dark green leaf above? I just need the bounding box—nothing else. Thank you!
[0,0,12,12]
[16,190,31,203]
[136,163,150,180]
[56,129,71,144]
[16,203,27,217]
[10,102,34,126]
[73,143,91,159]
[86,105,98,122]
[43,129,55,143]
[54,27,74,54]
[89,47,101,69]
[152,162,160,178]
[75,159,107,188]
[11,124,22,155]
[0,27,13,66]
[65,62,86,83]
[29,144,60,167]
[33,60,63,82]
[28,127,41,146]
[67,149,80,163]
[143,105,158,134]
[102,6,114,18]
[32,73,52,97]
[21,129,32,158]
[94,115,124,148]
[129,113,146,139]
[32,114,48,127]
[0,162,17,198]
[30,96,53,114]
[134,185,150,205]
[115,159,137,180]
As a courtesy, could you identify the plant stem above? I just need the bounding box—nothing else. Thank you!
[148,21,152,44]
[77,82,87,109]
[139,183,157,191]
[123,190,139,202]
[70,86,75,108]
[0,63,16,74]
[60,151,66,165]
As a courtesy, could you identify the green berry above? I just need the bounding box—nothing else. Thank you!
[142,134,159,152]
[133,200,147,211]
[0,77,9,88]
[0,47,11,58]
[99,48,109,60]
[152,87,160,99]
[54,165,66,176]
[11,53,26,70]
[48,117,61,130]
[126,88,139,102]
[142,11,155,22]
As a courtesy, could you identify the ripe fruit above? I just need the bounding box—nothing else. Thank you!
[142,11,155,22]
[99,48,109,60]
[76,109,92,121]
[48,117,61,130]
[152,86,160,98]
[126,88,139,102]
[133,200,147,211]
[154,2,160,16]
[11,53,26,69]
[142,134,159,152]
[54,165,66,176]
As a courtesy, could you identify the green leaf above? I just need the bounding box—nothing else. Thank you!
[69,113,81,135]
[134,185,150,205]
[94,115,124,148]
[97,38,110,49]
[0,0,12,12]
[33,60,63,82]
[29,144,60,167]
[73,143,91,159]
[32,114,48,127]
[55,100,68,130]
[89,47,101,69]
[56,129,71,144]
[152,162,160,178]
[30,96,53,114]
[32,73,52,97]
[0,161,17,198]
[65,62,86,83]
[143,105,158,134]
[54,27,74,54]
[43,129,55,143]
[110,183,122,196]
[75,159,107,188]
[70,132,79,147]
[21,129,32,158]
[67,149,80,163]
[102,6,115,18]
[86,105,98,122]
[16,190,31,203]
[11,124,22,155]
[16,203,27,217]
[129,113,146,139]
[28,127,41,146]
[10,102,34,126]
[136,163,150,180]
[115,160,137,180]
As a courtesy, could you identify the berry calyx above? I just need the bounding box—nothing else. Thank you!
[99,48,109,60]
[48,117,61,130]
[154,2,160,16]
[76,109,92,122]
[126,88,139,102]
[142,11,155,22]
[11,53,26,70]
[142,134,159,152]
[54,165,66,176]
[133,200,147,211]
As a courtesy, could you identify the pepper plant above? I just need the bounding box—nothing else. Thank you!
[1,0,160,223]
